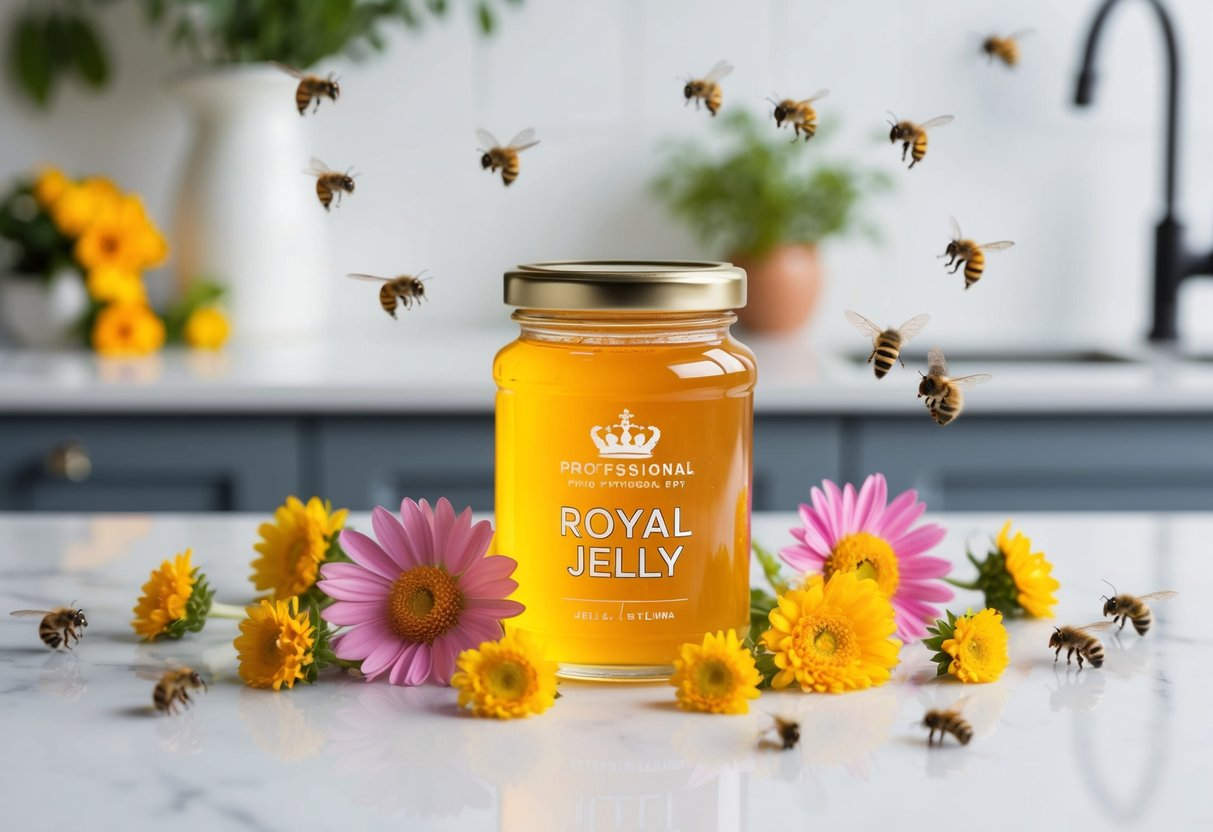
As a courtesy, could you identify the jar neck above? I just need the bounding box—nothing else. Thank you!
[512,309,737,345]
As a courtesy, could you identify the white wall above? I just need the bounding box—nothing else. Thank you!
[3,0,1213,350]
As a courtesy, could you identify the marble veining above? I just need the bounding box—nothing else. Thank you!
[0,512,1208,830]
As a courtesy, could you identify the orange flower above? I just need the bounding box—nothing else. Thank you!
[92,303,165,356]
[33,167,70,207]
[184,307,229,350]
[50,177,120,237]
[86,267,146,304]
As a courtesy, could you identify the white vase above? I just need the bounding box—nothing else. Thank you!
[0,270,89,348]
[172,65,330,340]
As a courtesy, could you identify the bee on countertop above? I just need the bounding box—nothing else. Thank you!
[981,30,1034,68]
[887,112,954,169]
[683,60,734,116]
[1100,582,1177,637]
[1049,621,1115,669]
[272,62,340,115]
[758,715,800,750]
[305,158,357,210]
[918,346,992,426]
[476,129,540,187]
[768,90,829,142]
[942,217,1015,290]
[347,272,429,318]
[845,311,931,379]
[10,605,88,650]
[153,667,208,715]
[922,702,973,746]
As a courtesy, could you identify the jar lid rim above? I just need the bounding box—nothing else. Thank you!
[504,260,746,311]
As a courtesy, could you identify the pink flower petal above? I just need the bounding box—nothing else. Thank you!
[339,529,401,581]
[899,580,954,603]
[331,620,395,660]
[429,634,460,685]
[403,643,433,685]
[318,578,391,602]
[893,524,947,557]
[899,555,953,580]
[840,482,857,536]
[388,642,423,685]
[430,498,457,563]
[875,490,924,540]
[323,600,387,627]
[895,610,929,641]
[459,555,518,594]
[464,596,525,618]
[455,614,507,644]
[809,486,836,543]
[372,506,420,570]
[779,543,826,574]
[361,638,408,679]
[854,474,887,532]
[823,480,846,537]
[463,579,518,603]
[449,517,494,576]
[795,504,833,554]
[320,562,392,586]
[897,596,943,626]
[401,499,435,565]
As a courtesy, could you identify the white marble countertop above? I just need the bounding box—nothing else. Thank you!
[4,329,1213,415]
[0,511,1205,830]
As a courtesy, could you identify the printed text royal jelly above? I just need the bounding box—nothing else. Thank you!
[561,506,691,578]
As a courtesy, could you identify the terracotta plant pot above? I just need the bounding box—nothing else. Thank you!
[730,243,822,334]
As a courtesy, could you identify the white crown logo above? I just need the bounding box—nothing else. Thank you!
[591,408,661,459]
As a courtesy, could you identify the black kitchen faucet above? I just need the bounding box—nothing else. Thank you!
[1074,0,1206,343]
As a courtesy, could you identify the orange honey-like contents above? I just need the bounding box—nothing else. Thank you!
[494,312,756,676]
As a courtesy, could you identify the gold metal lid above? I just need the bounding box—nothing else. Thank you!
[504,260,747,311]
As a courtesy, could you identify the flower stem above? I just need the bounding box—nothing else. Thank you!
[209,601,249,620]
[945,577,981,590]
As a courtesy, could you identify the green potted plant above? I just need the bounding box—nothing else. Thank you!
[651,110,890,334]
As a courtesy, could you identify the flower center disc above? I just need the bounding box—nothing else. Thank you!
[486,658,531,700]
[387,565,463,644]
[826,532,900,597]
[797,612,859,663]
[694,659,734,698]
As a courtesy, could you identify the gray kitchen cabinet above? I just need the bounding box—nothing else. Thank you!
[0,417,299,511]
[850,416,1213,511]
[752,416,844,510]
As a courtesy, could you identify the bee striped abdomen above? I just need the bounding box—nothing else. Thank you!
[707,87,722,116]
[1084,637,1105,667]
[911,132,928,166]
[503,158,520,186]
[999,41,1020,66]
[873,337,901,378]
[294,84,313,115]
[379,286,398,318]
[1129,602,1153,635]
[40,621,63,649]
[964,250,985,289]
[952,719,973,745]
[316,180,333,210]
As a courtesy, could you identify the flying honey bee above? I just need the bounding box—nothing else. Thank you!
[347,272,429,318]
[1049,621,1115,669]
[887,112,954,169]
[942,217,1015,290]
[768,90,830,142]
[683,60,734,116]
[305,158,356,210]
[981,30,1034,68]
[845,310,931,379]
[758,715,800,750]
[922,703,973,746]
[476,129,540,187]
[918,346,992,426]
[1100,581,1177,637]
[153,667,208,715]
[272,62,340,115]
[10,605,88,650]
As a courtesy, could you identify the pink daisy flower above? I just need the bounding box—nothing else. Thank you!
[318,498,523,685]
[779,473,952,642]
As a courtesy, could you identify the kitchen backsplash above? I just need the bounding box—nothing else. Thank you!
[3,0,1213,350]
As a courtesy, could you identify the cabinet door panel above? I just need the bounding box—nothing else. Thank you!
[0,418,298,512]
[752,417,844,511]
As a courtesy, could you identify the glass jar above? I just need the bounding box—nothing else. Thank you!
[494,261,757,680]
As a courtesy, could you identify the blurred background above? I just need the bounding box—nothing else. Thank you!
[1,0,1212,514]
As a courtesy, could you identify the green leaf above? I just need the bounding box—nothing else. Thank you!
[66,16,109,88]
[425,0,448,14]
[753,650,780,689]
[476,3,494,35]
[11,16,54,107]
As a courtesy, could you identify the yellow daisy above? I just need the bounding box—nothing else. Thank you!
[452,630,558,719]
[50,177,120,237]
[86,266,147,304]
[997,522,1060,618]
[235,597,316,690]
[184,307,230,350]
[941,608,1009,683]
[762,571,900,693]
[670,629,762,714]
[251,496,349,600]
[33,166,70,207]
[91,302,165,356]
[131,549,213,640]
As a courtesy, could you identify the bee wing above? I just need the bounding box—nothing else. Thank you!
[305,157,331,175]
[799,89,830,104]
[950,373,993,388]
[1137,590,1178,601]
[918,115,955,130]
[507,129,539,152]
[977,241,1015,253]
[1076,621,1117,633]
[703,60,734,82]
[10,610,52,617]
[346,273,391,283]
[949,216,963,240]
[844,310,883,343]
[896,313,931,344]
[270,61,305,78]
[927,345,949,377]
[475,129,500,150]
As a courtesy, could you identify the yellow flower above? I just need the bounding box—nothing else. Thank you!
[91,302,165,356]
[942,608,1009,683]
[251,496,349,600]
[670,628,761,714]
[75,217,146,273]
[235,597,315,690]
[86,266,146,303]
[50,177,120,237]
[131,550,196,640]
[33,166,70,207]
[452,630,558,719]
[997,521,1060,618]
[184,307,230,350]
[762,572,900,693]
